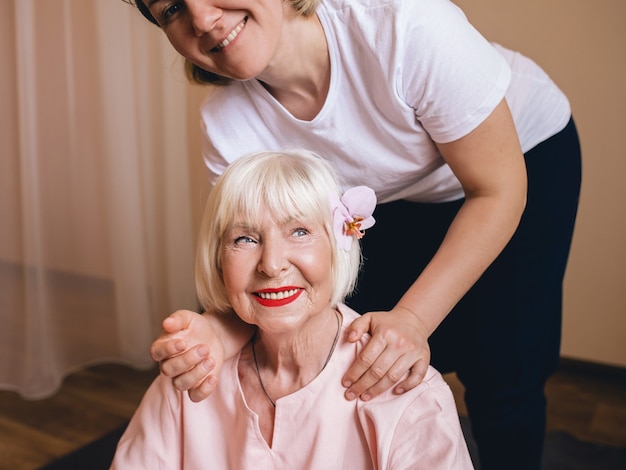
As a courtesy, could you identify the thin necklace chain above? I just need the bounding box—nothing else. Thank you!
[251,310,342,408]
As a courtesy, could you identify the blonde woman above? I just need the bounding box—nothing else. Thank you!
[112,150,472,469]
[125,0,581,467]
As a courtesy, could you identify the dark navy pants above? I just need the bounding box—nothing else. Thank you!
[346,118,582,469]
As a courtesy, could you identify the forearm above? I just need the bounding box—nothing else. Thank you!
[395,190,525,336]
[396,98,528,335]
[341,100,527,398]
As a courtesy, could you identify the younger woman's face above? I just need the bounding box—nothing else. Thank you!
[143,0,286,81]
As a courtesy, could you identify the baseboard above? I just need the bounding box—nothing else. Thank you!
[559,356,626,382]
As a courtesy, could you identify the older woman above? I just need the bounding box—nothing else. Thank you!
[111,150,473,469]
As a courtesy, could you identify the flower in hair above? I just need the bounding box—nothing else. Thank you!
[330,186,376,251]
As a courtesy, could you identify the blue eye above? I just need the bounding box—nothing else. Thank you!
[293,228,309,237]
[234,236,256,244]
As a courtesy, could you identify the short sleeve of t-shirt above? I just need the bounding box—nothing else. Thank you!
[393,0,511,143]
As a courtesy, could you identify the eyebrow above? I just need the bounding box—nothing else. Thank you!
[226,223,257,232]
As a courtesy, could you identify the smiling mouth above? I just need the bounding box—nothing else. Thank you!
[211,16,248,52]
[254,288,302,307]
[256,288,300,300]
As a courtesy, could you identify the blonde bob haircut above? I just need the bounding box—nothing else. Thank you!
[195,149,362,314]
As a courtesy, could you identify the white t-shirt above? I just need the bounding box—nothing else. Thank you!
[200,0,571,203]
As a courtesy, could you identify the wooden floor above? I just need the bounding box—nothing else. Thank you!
[445,360,626,447]
[0,364,159,470]
[0,360,625,469]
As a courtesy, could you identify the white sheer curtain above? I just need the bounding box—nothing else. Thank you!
[0,0,200,399]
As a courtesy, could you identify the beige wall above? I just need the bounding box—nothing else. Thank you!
[453,0,626,367]
[185,1,626,368]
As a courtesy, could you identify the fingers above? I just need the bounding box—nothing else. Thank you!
[343,340,419,400]
[160,344,209,377]
[342,333,386,393]
[393,359,430,395]
[342,309,431,401]
[161,309,196,334]
[149,309,226,401]
[345,313,372,342]
[150,336,186,363]
[171,356,215,391]
[162,344,220,399]
[150,310,201,362]
[188,375,219,403]
[344,352,428,400]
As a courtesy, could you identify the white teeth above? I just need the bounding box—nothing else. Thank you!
[218,19,245,49]
[257,289,299,300]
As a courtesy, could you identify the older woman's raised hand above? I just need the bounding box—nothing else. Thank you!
[150,310,223,402]
[341,307,431,401]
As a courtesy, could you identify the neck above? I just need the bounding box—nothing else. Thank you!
[250,308,342,407]
[255,308,341,373]
[257,9,330,120]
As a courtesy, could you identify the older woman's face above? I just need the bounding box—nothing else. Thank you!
[220,214,334,332]
[143,0,285,81]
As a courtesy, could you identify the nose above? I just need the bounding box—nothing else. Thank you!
[257,238,289,278]
[186,0,222,36]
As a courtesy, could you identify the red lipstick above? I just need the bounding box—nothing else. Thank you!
[254,287,302,307]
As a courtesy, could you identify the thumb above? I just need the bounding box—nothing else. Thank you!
[346,313,372,342]
[162,309,197,334]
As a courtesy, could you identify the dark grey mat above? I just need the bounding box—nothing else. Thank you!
[39,423,126,470]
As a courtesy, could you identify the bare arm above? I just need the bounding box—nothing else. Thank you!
[342,99,527,399]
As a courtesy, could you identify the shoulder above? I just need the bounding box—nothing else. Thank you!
[319,0,472,31]
[388,369,473,468]
[320,0,461,16]
[199,82,251,121]
[198,82,274,180]
[356,367,473,468]
[358,365,453,413]
[111,375,185,468]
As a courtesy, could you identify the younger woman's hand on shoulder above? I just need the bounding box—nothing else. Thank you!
[150,310,224,402]
[342,307,431,401]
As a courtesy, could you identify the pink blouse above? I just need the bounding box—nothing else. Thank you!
[112,305,473,469]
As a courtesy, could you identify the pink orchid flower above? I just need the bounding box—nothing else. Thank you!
[330,186,377,251]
